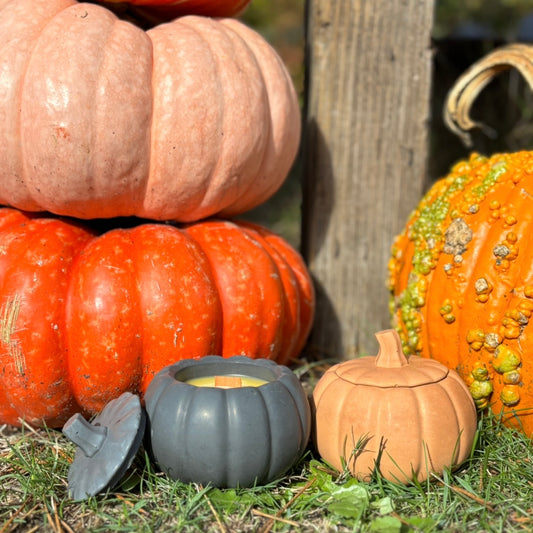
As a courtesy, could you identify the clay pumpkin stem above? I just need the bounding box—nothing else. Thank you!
[444,43,533,147]
[374,329,409,368]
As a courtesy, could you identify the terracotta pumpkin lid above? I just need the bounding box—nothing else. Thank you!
[332,329,449,388]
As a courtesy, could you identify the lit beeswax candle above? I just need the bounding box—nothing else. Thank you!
[186,375,268,388]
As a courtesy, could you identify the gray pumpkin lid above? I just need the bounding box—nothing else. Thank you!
[62,392,145,500]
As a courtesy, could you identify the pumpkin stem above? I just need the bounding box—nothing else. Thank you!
[444,43,533,147]
[374,329,409,368]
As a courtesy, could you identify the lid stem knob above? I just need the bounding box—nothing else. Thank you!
[63,413,108,458]
[375,329,409,368]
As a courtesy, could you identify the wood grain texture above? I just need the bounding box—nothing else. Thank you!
[302,0,435,358]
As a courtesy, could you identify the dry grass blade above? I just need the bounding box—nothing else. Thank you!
[256,476,316,533]
[115,493,149,516]
[390,512,426,532]
[204,493,227,533]
[0,498,34,533]
[432,472,496,512]
[43,506,57,533]
[251,509,300,527]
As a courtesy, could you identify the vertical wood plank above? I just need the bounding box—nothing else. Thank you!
[302,0,435,358]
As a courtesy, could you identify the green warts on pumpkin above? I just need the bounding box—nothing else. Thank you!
[468,363,492,409]
[465,319,531,409]
[493,345,522,406]
[389,152,533,410]
[390,155,486,354]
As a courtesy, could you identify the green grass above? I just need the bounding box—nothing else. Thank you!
[2,392,533,533]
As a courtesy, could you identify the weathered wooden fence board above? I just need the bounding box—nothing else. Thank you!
[302,0,435,358]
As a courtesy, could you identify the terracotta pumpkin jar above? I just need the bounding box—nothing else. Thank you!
[312,330,477,483]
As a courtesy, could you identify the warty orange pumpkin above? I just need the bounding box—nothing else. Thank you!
[0,208,314,428]
[0,0,300,222]
[389,44,533,437]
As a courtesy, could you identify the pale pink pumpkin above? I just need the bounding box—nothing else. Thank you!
[0,0,300,222]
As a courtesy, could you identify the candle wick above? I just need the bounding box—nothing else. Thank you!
[214,375,242,388]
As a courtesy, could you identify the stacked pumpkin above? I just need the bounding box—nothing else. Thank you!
[0,0,314,427]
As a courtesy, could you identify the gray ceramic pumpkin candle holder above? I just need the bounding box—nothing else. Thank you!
[62,355,311,499]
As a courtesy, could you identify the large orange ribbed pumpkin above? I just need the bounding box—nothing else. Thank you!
[0,208,314,428]
[389,45,533,437]
[0,0,299,222]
